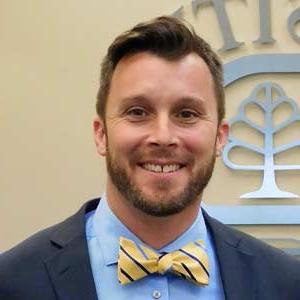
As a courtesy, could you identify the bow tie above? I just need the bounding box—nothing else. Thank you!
[117,237,209,286]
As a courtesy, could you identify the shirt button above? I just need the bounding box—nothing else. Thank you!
[152,290,161,299]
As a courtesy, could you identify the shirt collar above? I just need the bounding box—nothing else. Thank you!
[93,193,208,266]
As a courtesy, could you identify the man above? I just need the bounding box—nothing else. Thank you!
[1,16,299,300]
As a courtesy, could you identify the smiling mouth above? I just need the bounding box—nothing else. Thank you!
[140,163,183,173]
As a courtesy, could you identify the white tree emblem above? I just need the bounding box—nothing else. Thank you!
[223,81,300,198]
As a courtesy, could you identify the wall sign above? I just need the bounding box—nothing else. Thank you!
[171,1,300,229]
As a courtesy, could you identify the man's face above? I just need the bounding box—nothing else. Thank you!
[94,52,228,216]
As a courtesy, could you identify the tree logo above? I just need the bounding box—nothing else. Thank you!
[223,81,300,199]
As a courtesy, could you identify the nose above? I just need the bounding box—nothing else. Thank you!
[146,114,178,148]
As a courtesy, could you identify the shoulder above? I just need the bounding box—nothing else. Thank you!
[204,210,300,273]
[0,225,58,297]
[0,222,60,271]
[204,211,300,298]
[0,221,62,299]
[0,198,100,299]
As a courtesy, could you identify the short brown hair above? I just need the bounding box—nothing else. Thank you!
[96,16,225,123]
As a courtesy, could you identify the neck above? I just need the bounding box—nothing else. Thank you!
[106,184,201,249]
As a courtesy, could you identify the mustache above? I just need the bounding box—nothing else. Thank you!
[129,148,194,164]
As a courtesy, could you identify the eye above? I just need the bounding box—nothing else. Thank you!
[125,107,149,120]
[177,109,199,122]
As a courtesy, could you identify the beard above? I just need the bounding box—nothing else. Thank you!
[106,147,216,217]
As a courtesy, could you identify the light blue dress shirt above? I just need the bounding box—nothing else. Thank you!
[85,194,225,300]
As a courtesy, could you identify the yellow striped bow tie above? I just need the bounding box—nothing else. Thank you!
[117,237,209,286]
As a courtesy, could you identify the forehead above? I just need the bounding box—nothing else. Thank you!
[107,51,216,111]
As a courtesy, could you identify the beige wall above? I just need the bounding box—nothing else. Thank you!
[0,0,187,251]
[1,1,300,251]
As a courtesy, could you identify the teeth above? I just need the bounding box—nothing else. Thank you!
[143,163,181,173]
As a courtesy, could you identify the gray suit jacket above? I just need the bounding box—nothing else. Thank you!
[1,198,300,299]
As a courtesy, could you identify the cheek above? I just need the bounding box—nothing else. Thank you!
[180,127,216,154]
[107,125,145,155]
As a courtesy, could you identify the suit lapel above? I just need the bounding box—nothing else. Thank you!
[204,211,257,300]
[44,199,100,300]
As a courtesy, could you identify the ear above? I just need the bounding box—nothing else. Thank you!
[216,120,229,157]
[93,117,107,156]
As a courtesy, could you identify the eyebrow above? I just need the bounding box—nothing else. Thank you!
[119,95,150,105]
[176,96,207,106]
[118,94,208,111]
[171,96,208,113]
[117,95,155,113]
